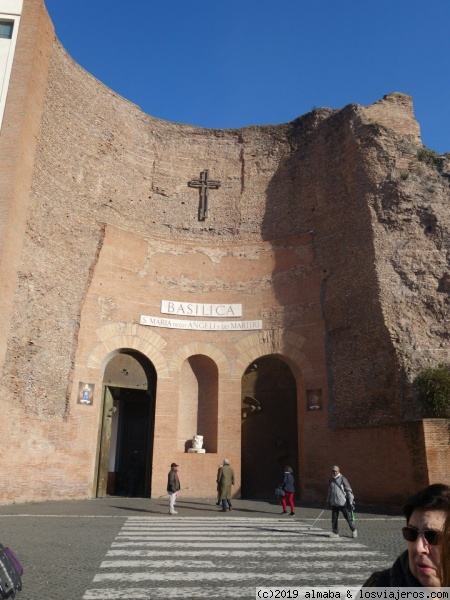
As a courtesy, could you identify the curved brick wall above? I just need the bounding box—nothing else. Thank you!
[2,39,415,425]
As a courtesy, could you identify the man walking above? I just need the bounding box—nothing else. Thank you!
[217,458,234,512]
[167,462,181,515]
[327,465,357,538]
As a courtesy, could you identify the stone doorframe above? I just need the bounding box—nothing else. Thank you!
[232,329,314,382]
[234,328,316,499]
[86,322,169,496]
[87,323,169,377]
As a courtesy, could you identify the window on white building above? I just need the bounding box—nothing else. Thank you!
[0,21,13,39]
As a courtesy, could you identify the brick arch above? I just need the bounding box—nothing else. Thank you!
[169,342,230,377]
[178,354,219,453]
[87,323,169,377]
[232,329,313,380]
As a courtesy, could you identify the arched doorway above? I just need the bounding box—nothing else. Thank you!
[241,355,298,498]
[178,354,218,453]
[96,350,157,498]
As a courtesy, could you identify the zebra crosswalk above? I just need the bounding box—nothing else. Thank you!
[83,517,389,599]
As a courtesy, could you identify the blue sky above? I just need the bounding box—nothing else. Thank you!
[44,0,449,153]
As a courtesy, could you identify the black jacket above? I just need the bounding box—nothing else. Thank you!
[362,550,421,587]
[167,470,181,493]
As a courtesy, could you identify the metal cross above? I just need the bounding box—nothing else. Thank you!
[188,169,221,221]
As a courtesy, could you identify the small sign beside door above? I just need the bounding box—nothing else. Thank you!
[78,382,95,405]
[306,389,322,410]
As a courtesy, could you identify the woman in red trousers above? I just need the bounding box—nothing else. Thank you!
[281,466,295,516]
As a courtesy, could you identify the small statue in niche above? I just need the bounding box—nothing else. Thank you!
[192,435,203,449]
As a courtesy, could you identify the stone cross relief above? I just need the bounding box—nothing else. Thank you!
[188,169,221,221]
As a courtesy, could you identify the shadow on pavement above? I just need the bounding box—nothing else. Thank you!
[109,505,161,514]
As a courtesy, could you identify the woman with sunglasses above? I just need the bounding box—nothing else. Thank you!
[440,511,450,586]
[363,483,450,588]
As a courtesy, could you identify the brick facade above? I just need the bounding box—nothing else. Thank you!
[0,0,449,506]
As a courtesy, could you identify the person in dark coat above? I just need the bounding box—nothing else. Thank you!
[280,466,296,516]
[217,458,234,512]
[362,483,450,587]
[327,465,357,538]
[216,461,223,506]
[167,462,181,515]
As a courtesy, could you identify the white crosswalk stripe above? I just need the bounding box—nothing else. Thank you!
[83,517,390,599]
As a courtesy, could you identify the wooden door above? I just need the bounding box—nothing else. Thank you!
[96,386,114,497]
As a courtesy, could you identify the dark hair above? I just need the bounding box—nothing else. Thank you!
[402,483,450,522]
[284,466,293,473]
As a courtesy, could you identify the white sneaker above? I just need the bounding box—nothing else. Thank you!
[169,511,178,515]
[352,530,358,538]
[329,532,339,538]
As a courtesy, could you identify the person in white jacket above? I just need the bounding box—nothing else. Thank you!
[327,465,357,538]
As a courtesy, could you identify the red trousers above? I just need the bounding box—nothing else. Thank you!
[281,491,295,512]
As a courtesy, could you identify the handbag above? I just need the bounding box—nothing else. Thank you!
[275,486,285,498]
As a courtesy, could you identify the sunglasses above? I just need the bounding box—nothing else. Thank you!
[402,526,441,546]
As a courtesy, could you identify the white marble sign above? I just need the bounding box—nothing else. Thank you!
[161,300,242,318]
[140,315,262,331]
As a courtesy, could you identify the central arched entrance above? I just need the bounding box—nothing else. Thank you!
[241,355,298,498]
[96,350,157,498]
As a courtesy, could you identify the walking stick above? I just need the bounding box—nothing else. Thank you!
[158,487,190,498]
[308,503,328,530]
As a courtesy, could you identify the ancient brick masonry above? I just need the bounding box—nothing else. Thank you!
[0,0,448,505]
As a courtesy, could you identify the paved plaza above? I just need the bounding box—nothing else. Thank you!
[0,498,406,600]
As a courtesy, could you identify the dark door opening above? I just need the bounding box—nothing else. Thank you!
[97,351,156,498]
[110,388,153,497]
[241,355,298,498]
